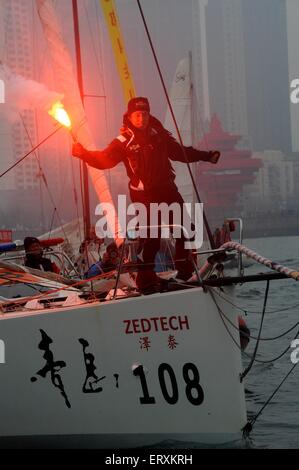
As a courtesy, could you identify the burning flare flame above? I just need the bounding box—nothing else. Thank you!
[48,102,71,128]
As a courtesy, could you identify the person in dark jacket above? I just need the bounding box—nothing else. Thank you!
[72,97,221,292]
[85,242,121,279]
[24,237,60,274]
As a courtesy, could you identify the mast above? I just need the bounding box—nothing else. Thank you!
[72,0,91,241]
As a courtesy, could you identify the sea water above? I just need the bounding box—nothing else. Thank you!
[1,236,298,450]
[147,236,299,450]
[235,236,299,449]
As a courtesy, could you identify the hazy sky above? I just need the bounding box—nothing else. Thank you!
[2,0,298,153]
[1,0,298,228]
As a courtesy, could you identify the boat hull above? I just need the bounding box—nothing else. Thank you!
[0,287,246,448]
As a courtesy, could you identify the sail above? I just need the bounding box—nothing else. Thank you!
[100,0,136,103]
[0,1,5,64]
[164,57,195,204]
[39,218,84,251]
[36,0,124,243]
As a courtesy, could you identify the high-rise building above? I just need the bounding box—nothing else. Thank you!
[0,1,5,62]
[242,0,292,153]
[0,0,15,192]
[191,0,211,124]
[286,0,299,152]
[241,150,295,213]
[206,0,248,139]
[2,0,39,191]
[206,0,292,153]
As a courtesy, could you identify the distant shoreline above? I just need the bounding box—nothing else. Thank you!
[4,213,299,242]
[210,213,299,240]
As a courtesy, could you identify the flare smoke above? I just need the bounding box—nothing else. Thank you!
[0,63,63,121]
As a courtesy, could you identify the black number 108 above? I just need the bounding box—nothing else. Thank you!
[134,362,204,406]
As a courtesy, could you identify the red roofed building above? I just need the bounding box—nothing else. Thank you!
[196,114,262,218]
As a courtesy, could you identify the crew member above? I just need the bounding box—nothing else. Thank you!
[72,97,221,293]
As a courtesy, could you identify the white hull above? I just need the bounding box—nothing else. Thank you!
[0,287,246,448]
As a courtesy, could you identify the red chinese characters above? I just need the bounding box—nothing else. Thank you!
[139,337,151,351]
[168,335,178,350]
[109,11,117,26]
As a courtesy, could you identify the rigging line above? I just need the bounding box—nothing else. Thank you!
[0,126,62,179]
[94,0,125,136]
[31,1,66,236]
[212,285,299,316]
[87,0,110,179]
[21,298,101,312]
[83,0,111,181]
[84,0,105,92]
[19,112,46,227]
[56,156,69,218]
[70,150,83,242]
[91,0,111,187]
[256,338,299,364]
[209,288,273,363]
[243,362,299,438]
[19,116,70,244]
[189,30,232,231]
[0,270,117,309]
[79,159,86,238]
[211,288,247,314]
[208,288,243,352]
[195,90,225,228]
[136,0,215,249]
[189,55,208,146]
[212,294,299,342]
[211,288,297,364]
[48,208,57,239]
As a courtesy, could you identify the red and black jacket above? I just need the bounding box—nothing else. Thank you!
[78,116,213,197]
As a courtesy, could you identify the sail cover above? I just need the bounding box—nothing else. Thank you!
[36,0,124,242]
[164,57,195,204]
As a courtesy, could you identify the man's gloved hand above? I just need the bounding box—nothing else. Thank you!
[209,150,221,164]
[72,142,87,158]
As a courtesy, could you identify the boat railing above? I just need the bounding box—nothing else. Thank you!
[225,218,244,276]
[219,241,299,281]
[113,224,227,298]
[0,250,80,278]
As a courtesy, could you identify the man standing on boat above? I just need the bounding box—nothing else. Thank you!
[72,97,220,293]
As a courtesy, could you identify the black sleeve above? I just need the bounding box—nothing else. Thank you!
[167,134,212,163]
[78,139,125,170]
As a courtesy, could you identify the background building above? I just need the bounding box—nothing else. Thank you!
[206,0,248,140]
[242,0,292,153]
[206,0,292,153]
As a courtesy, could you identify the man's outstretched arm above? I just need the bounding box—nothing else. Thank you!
[72,140,125,170]
[167,135,221,164]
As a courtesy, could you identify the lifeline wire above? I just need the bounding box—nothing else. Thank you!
[240,281,269,381]
[215,298,299,342]
[243,361,299,438]
[215,295,299,364]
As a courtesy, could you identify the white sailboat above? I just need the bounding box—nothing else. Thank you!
[0,0,297,449]
[0,280,246,448]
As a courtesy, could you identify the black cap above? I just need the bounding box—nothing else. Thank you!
[127,97,150,115]
[24,236,40,250]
